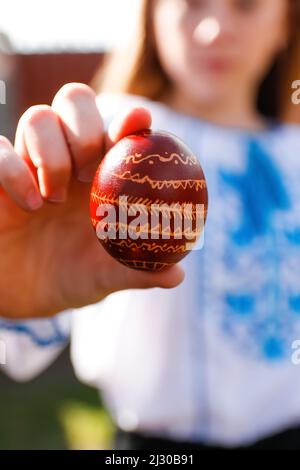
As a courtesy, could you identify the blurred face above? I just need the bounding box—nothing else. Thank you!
[153,0,289,105]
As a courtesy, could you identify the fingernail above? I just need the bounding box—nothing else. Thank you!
[26,189,43,210]
[77,163,97,183]
[48,188,67,203]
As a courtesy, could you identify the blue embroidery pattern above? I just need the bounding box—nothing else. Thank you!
[218,137,300,361]
[219,139,291,244]
[0,318,68,347]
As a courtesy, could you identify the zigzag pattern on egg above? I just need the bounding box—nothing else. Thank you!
[90,130,208,271]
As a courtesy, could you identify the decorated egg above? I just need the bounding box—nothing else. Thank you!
[90,129,208,271]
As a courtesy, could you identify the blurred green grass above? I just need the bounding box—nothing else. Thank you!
[0,347,115,449]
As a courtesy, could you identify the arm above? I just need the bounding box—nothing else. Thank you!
[0,83,184,320]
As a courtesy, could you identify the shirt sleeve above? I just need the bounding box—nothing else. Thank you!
[0,310,71,381]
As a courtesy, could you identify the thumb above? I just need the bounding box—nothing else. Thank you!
[124,264,185,290]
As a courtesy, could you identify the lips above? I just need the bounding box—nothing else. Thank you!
[205,58,233,72]
[190,52,235,74]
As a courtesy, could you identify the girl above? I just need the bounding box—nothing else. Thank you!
[1,0,300,450]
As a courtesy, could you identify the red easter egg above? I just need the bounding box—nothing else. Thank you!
[90,129,208,271]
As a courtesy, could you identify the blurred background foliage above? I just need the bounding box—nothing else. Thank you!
[0,349,115,449]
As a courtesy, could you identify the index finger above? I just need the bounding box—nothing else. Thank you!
[104,106,152,152]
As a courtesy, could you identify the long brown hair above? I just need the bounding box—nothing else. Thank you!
[91,0,300,122]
